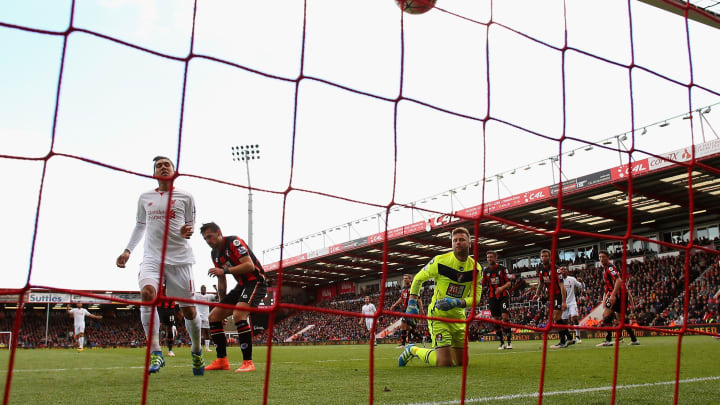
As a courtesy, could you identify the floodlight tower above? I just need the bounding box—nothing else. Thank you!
[230,144,260,249]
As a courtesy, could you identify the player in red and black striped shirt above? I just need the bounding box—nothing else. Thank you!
[390,274,424,347]
[200,222,267,372]
[482,251,513,349]
[156,282,178,356]
[534,249,572,348]
[596,250,639,347]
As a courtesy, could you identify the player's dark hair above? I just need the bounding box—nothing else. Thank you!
[486,250,498,258]
[200,222,221,234]
[540,248,551,256]
[599,250,609,257]
[152,155,175,170]
[451,227,470,237]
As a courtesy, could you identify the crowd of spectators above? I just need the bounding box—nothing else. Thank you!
[253,284,433,344]
[491,250,719,330]
[2,249,718,348]
[0,309,147,349]
[670,236,718,248]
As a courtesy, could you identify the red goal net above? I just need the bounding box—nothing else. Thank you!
[1,1,720,404]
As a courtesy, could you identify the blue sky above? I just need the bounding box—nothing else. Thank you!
[1,0,719,292]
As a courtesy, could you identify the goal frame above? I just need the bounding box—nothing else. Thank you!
[0,331,12,350]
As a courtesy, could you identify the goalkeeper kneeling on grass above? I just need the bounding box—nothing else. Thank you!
[399,227,482,367]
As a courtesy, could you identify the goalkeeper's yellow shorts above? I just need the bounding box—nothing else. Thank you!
[429,318,466,349]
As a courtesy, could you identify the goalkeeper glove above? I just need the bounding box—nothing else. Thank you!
[404,298,419,327]
[435,297,463,311]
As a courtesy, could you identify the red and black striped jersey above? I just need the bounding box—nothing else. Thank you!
[602,263,621,294]
[482,264,510,299]
[157,300,175,309]
[157,284,176,309]
[537,264,563,296]
[400,288,410,310]
[211,236,265,285]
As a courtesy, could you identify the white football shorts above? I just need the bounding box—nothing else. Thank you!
[562,302,579,319]
[138,261,195,307]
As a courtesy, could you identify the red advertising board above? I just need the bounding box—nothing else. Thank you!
[338,281,355,295]
[610,159,649,180]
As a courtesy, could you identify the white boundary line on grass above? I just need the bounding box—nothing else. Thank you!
[403,376,720,405]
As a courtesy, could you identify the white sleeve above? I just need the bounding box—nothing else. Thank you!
[125,196,146,252]
[125,222,146,253]
[185,193,196,226]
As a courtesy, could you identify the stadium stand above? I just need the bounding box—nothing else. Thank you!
[2,248,718,348]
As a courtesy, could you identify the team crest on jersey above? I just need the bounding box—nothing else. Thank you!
[436,333,443,342]
[233,239,242,246]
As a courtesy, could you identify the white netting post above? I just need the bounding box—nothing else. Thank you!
[0,332,12,350]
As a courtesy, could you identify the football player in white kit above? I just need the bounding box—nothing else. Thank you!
[561,267,585,344]
[116,156,205,375]
[192,285,216,352]
[360,296,378,346]
[66,303,102,351]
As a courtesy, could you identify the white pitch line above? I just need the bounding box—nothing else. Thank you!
[402,376,720,405]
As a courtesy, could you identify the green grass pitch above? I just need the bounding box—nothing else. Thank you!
[1,336,718,404]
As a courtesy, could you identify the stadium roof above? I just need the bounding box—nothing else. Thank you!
[265,139,720,288]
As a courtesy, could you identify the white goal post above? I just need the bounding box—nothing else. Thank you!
[0,332,12,350]
[224,331,238,344]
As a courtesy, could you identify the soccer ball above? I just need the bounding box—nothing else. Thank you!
[395,0,437,15]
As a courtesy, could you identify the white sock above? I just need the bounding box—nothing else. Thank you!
[78,336,84,349]
[141,306,161,352]
[185,315,202,353]
[204,339,210,349]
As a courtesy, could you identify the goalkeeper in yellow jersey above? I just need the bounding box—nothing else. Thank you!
[398,227,482,367]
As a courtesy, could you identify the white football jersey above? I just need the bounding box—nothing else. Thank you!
[128,188,196,265]
[192,292,214,320]
[361,303,376,316]
[563,276,584,305]
[69,308,90,328]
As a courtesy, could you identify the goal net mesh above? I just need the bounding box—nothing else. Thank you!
[1,1,720,404]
